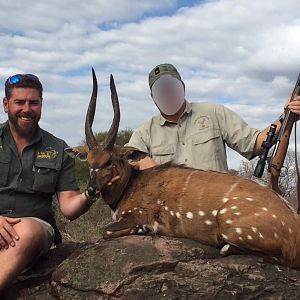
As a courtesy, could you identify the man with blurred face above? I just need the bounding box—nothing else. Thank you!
[124,63,300,172]
[0,74,99,291]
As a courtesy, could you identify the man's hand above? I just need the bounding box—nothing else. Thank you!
[128,156,157,170]
[106,157,157,187]
[0,216,21,250]
[106,175,121,187]
[254,94,300,156]
[288,95,300,116]
[84,186,101,204]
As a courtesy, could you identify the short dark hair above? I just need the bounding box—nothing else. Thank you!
[5,74,43,100]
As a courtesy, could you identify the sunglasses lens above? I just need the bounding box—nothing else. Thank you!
[26,74,39,81]
[9,74,22,84]
[7,74,40,85]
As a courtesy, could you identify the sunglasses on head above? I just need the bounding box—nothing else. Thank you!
[6,74,40,85]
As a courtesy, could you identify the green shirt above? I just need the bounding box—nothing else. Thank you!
[0,122,79,222]
[126,101,260,172]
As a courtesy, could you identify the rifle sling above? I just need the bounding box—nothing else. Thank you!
[294,117,300,214]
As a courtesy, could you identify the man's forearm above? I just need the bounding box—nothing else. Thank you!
[58,191,93,221]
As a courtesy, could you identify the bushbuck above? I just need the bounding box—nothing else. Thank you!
[66,69,300,268]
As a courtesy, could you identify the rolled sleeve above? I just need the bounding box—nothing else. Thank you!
[125,126,150,154]
[215,105,260,159]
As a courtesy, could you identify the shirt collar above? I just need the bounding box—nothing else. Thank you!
[31,126,43,144]
[0,121,42,144]
[0,121,9,137]
[159,100,192,126]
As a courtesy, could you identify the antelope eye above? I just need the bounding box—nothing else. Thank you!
[106,160,113,167]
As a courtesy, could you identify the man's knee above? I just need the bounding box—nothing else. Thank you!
[14,218,48,250]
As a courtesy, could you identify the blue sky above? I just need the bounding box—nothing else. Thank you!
[1,0,300,169]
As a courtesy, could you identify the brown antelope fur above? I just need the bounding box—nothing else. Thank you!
[66,69,300,268]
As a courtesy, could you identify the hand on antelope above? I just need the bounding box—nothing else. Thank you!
[84,186,101,204]
[106,156,157,187]
[0,216,21,250]
[106,175,121,187]
[128,156,157,170]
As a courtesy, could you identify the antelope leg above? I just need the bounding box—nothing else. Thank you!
[103,218,144,239]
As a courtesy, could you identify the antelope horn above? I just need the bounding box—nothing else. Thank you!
[102,74,120,151]
[85,68,98,150]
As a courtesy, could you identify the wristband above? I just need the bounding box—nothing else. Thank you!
[84,190,98,204]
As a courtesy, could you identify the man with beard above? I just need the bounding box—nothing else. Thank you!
[0,74,98,291]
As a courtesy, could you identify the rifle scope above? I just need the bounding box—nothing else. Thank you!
[254,124,277,178]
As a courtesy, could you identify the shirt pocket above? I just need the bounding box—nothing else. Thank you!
[151,144,175,165]
[32,161,59,193]
[192,130,221,163]
[0,154,10,186]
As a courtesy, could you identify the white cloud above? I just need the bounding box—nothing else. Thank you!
[1,0,300,169]
[0,0,176,32]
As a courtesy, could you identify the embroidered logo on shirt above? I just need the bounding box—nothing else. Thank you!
[194,116,210,130]
[36,147,58,159]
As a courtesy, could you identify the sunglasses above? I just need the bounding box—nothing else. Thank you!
[6,74,40,85]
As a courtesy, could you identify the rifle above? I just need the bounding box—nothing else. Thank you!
[253,124,277,178]
[254,73,300,213]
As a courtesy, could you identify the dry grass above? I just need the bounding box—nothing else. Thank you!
[53,195,112,243]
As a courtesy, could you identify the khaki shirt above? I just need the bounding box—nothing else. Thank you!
[126,101,260,172]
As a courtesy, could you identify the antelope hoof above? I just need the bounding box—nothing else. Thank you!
[142,224,154,234]
[220,244,244,256]
[220,244,234,256]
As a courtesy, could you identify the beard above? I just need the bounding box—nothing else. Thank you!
[8,110,40,137]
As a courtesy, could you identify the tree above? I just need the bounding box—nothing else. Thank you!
[238,150,299,209]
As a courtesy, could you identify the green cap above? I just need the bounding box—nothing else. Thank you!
[148,63,182,88]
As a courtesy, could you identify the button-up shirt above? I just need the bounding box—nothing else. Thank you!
[0,122,79,221]
[126,101,260,172]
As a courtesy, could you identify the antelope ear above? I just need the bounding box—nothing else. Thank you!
[65,146,88,161]
[120,146,148,162]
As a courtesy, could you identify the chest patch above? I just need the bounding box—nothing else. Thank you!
[194,116,210,130]
[36,147,58,160]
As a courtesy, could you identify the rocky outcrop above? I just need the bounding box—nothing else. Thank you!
[4,236,300,299]
[2,242,81,300]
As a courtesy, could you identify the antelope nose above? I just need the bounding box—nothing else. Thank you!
[87,186,95,193]
[89,171,97,185]
[87,175,97,190]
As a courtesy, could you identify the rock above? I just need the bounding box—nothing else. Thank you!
[2,242,82,300]
[51,236,219,299]
[4,236,300,299]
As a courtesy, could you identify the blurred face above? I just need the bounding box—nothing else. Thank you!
[151,75,185,115]
[3,87,42,137]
